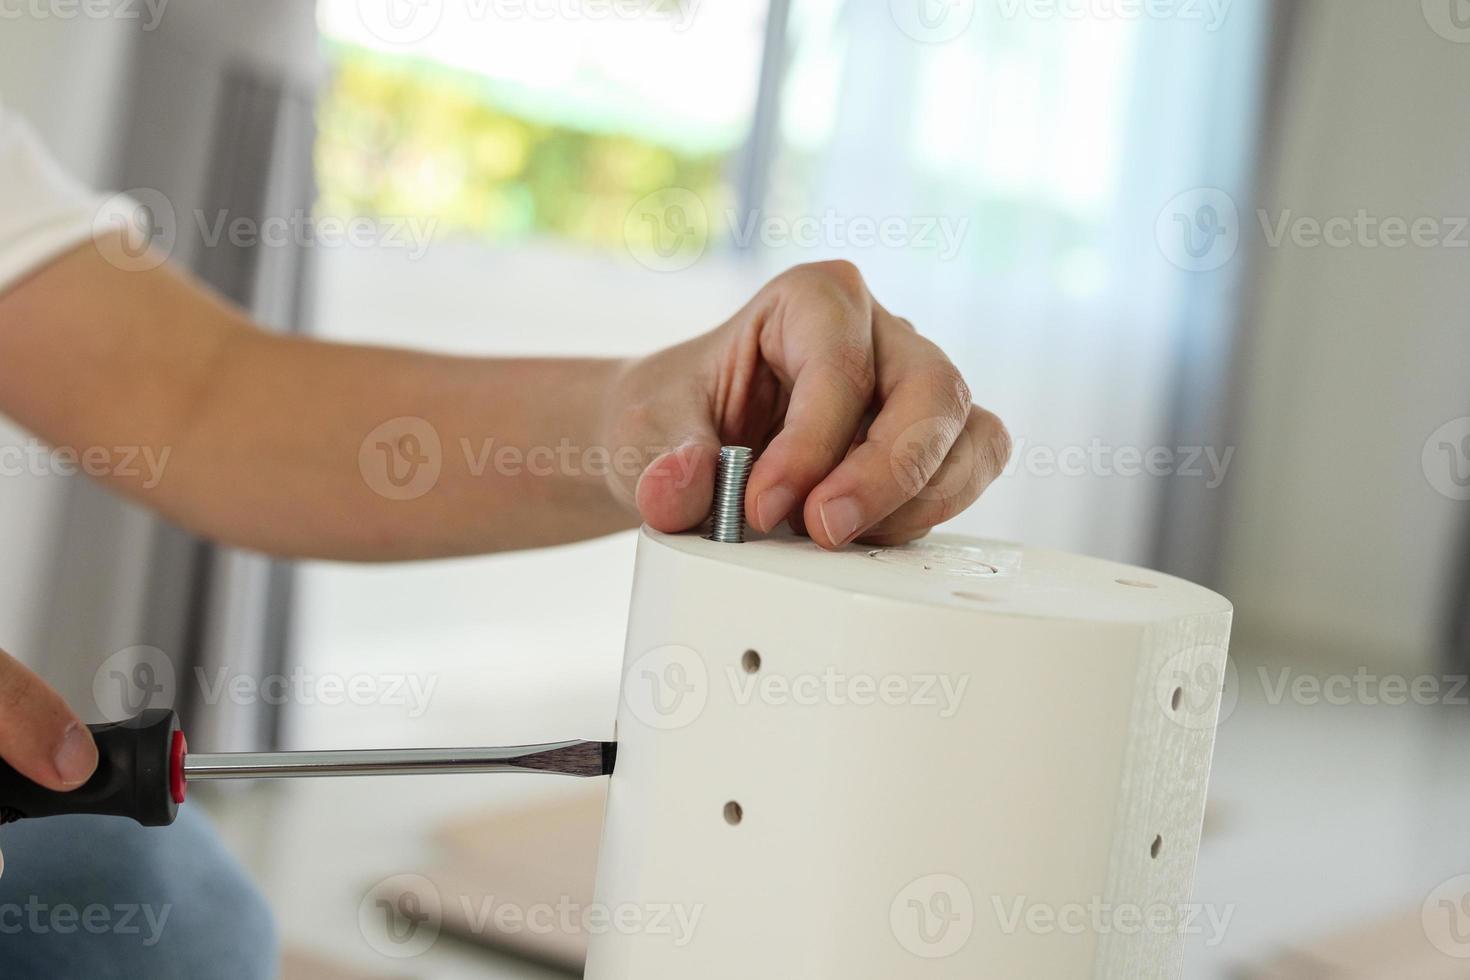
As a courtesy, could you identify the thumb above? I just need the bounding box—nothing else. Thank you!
[0,648,98,791]
[635,434,720,534]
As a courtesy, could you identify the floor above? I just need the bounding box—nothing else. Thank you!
[1183,653,1470,977]
[204,775,583,979]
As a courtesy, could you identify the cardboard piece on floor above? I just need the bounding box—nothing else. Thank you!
[1247,909,1464,979]
[378,783,607,973]
[281,946,414,980]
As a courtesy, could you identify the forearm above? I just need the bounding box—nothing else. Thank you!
[0,242,637,560]
[167,336,636,559]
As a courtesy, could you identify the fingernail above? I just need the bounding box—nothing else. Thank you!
[54,723,98,788]
[755,486,796,532]
[818,496,864,547]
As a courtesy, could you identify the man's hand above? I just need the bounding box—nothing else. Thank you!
[606,261,1012,549]
[0,649,99,876]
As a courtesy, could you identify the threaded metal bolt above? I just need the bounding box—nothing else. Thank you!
[708,446,754,543]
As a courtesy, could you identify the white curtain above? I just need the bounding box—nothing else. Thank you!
[749,0,1273,566]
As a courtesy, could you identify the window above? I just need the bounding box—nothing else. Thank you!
[314,0,768,250]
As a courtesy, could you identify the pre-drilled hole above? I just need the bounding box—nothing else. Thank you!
[1150,835,1163,859]
[723,801,744,826]
[741,650,762,674]
[1170,687,1183,712]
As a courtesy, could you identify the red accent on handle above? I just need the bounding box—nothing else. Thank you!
[169,729,187,805]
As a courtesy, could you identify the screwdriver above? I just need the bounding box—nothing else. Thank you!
[0,709,617,827]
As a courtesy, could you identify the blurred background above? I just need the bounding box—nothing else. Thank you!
[1,0,1468,976]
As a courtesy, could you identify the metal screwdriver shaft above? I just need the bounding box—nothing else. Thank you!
[183,740,617,780]
[708,445,754,543]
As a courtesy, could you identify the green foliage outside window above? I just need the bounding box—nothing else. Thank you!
[315,44,734,252]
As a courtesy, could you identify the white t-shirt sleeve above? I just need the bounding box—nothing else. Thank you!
[0,104,123,296]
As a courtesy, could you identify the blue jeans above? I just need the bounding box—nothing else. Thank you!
[0,807,277,979]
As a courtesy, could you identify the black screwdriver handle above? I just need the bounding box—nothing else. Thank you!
[0,708,183,827]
